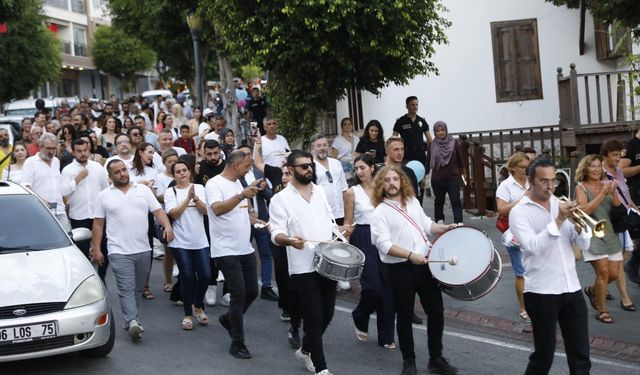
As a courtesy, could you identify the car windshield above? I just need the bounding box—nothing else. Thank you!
[5,108,37,117]
[0,195,71,252]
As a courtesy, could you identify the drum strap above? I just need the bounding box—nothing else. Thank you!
[383,202,429,245]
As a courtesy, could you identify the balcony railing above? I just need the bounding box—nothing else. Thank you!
[61,41,72,55]
[46,0,68,10]
[74,43,87,57]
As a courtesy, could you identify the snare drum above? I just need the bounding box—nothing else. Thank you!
[428,226,502,301]
[313,242,365,282]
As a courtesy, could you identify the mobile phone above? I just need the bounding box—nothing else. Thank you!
[250,122,258,137]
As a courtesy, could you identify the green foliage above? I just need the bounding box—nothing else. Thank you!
[92,26,156,83]
[546,0,640,36]
[240,64,262,83]
[209,0,450,143]
[0,0,61,102]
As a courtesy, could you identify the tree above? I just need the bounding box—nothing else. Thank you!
[209,0,450,143]
[92,25,156,92]
[546,0,640,36]
[0,0,61,102]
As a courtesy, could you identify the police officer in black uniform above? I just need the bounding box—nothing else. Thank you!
[393,96,432,166]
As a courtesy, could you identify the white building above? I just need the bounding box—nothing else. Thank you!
[336,0,637,137]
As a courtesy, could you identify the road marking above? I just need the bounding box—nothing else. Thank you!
[334,305,640,371]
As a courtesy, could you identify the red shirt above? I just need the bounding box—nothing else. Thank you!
[174,138,195,154]
[27,143,40,156]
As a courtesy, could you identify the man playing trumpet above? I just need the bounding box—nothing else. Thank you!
[510,158,592,375]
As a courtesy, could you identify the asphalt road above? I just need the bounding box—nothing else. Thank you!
[4,258,640,375]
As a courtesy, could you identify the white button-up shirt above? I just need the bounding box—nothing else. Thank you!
[315,157,348,219]
[61,159,109,220]
[21,154,71,215]
[510,195,592,295]
[496,174,529,204]
[269,183,334,275]
[371,197,433,264]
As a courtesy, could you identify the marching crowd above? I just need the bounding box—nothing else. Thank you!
[1,87,640,375]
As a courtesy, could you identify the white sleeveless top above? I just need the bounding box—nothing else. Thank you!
[353,184,375,225]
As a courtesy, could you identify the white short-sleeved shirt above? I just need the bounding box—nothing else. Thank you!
[129,166,158,187]
[104,154,134,171]
[205,175,254,258]
[155,173,175,198]
[203,132,220,142]
[164,184,209,250]
[331,134,358,162]
[261,135,290,167]
[315,158,348,219]
[496,174,529,204]
[94,184,161,255]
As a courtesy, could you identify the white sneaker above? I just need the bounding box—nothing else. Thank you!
[220,292,231,307]
[337,280,351,291]
[295,348,315,373]
[128,319,143,342]
[217,270,225,282]
[316,370,333,375]
[172,264,179,278]
[205,285,217,306]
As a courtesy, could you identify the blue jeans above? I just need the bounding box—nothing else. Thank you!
[506,245,525,277]
[172,247,212,316]
[252,228,273,288]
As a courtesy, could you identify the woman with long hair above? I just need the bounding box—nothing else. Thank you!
[495,151,531,322]
[101,117,121,154]
[123,116,135,131]
[600,139,636,312]
[344,154,396,349]
[332,117,359,179]
[355,120,385,164]
[426,121,464,224]
[131,142,158,192]
[1,142,28,183]
[575,154,623,323]
[188,106,203,138]
[155,111,167,134]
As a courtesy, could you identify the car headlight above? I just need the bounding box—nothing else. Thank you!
[64,275,105,309]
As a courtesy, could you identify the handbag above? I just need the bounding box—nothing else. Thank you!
[605,174,640,237]
[610,204,628,233]
[496,215,509,233]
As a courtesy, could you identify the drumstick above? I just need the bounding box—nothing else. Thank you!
[428,256,459,266]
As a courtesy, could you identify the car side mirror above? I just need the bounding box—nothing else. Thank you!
[70,227,92,242]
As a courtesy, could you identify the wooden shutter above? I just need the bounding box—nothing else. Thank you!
[491,19,543,102]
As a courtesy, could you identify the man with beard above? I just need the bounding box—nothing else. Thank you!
[104,134,134,170]
[0,128,12,173]
[196,140,225,186]
[91,159,174,342]
[370,165,458,375]
[62,139,109,258]
[22,133,73,231]
[269,150,337,375]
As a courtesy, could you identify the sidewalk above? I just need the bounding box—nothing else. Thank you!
[339,195,640,363]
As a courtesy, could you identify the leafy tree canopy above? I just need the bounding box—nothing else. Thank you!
[546,0,640,36]
[92,25,156,82]
[0,0,60,102]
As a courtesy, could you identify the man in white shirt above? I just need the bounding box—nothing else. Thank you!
[202,115,226,142]
[117,102,135,126]
[269,150,337,375]
[509,158,592,375]
[261,115,290,167]
[21,133,72,231]
[62,139,109,257]
[91,159,174,343]
[206,150,265,360]
[370,165,457,375]
[104,134,134,171]
[154,129,186,173]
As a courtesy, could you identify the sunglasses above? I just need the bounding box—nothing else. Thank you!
[325,171,333,183]
[292,162,315,170]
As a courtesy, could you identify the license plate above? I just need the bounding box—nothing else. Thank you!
[0,322,57,344]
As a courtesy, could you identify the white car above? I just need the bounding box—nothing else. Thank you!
[141,89,173,103]
[0,182,114,362]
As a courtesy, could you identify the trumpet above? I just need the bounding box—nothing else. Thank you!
[552,194,608,238]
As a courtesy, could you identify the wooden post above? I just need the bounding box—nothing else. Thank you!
[569,63,581,125]
[473,142,486,216]
[460,136,472,210]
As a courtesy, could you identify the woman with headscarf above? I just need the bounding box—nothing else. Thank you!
[426,121,464,224]
[219,127,235,158]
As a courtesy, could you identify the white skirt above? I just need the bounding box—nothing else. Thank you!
[582,249,623,262]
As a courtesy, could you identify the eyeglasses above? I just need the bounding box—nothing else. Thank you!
[325,171,333,183]
[537,178,561,188]
[292,162,315,170]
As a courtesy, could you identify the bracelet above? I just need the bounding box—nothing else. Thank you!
[407,252,412,260]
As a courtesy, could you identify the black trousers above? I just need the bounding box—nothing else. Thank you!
[270,242,302,329]
[431,178,463,224]
[523,291,591,375]
[292,272,337,373]
[387,262,444,361]
[215,254,258,345]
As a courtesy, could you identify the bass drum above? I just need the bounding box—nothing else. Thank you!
[313,242,365,282]
[428,226,502,301]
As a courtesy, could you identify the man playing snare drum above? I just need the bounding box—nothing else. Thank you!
[269,150,337,375]
[370,165,458,375]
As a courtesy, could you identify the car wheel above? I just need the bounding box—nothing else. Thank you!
[80,309,115,358]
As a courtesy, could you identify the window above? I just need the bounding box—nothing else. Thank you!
[490,19,543,102]
[71,0,84,13]
[46,0,68,10]
[73,26,87,57]
[594,21,630,61]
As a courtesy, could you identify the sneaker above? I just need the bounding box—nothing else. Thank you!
[217,270,225,282]
[205,285,217,306]
[153,248,165,259]
[401,359,417,375]
[624,262,640,285]
[316,370,333,375]
[412,313,423,325]
[128,319,143,342]
[288,327,301,348]
[172,264,179,278]
[337,280,351,291]
[229,342,251,359]
[295,348,315,373]
[220,293,231,307]
[428,357,458,375]
[280,311,291,322]
[261,287,279,301]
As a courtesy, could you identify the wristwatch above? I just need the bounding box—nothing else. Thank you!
[238,192,245,200]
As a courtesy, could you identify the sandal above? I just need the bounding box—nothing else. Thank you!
[518,311,531,322]
[143,288,155,300]
[354,328,368,342]
[620,301,637,312]
[383,343,397,349]
[193,307,209,325]
[182,317,193,330]
[606,292,614,301]
[583,287,597,310]
[596,311,614,324]
[163,283,173,293]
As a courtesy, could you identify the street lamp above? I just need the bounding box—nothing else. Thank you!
[186,14,204,107]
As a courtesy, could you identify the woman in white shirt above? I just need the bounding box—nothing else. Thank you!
[331,117,359,179]
[2,142,28,184]
[343,154,396,349]
[165,160,211,330]
[130,142,158,192]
